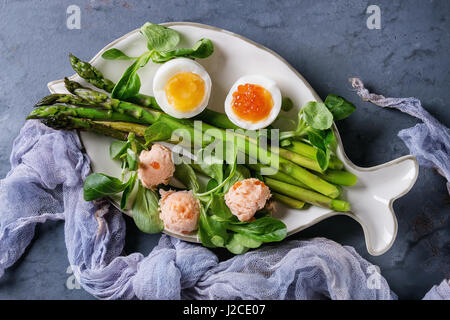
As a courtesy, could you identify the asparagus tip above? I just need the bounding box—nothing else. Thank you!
[69,53,79,65]
[331,199,351,212]
[26,109,40,119]
[35,94,59,107]
[64,77,81,93]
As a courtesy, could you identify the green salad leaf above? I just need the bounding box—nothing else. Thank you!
[205,178,219,192]
[140,22,180,52]
[126,148,138,171]
[111,51,152,100]
[174,162,200,192]
[102,48,136,60]
[280,139,292,147]
[227,217,287,242]
[225,232,264,254]
[144,121,173,145]
[278,95,356,171]
[302,101,333,130]
[315,148,330,172]
[198,203,229,248]
[109,133,141,171]
[196,148,224,184]
[324,94,356,121]
[188,38,215,59]
[109,140,129,159]
[209,194,234,221]
[195,156,238,197]
[120,172,137,209]
[306,128,334,151]
[83,173,130,201]
[150,38,214,63]
[229,233,262,249]
[225,234,249,254]
[132,183,164,234]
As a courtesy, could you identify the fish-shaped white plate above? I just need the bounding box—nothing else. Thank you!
[48,22,418,256]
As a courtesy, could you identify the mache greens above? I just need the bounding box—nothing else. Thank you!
[279,96,356,170]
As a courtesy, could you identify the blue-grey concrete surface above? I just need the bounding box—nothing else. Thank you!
[0,0,448,300]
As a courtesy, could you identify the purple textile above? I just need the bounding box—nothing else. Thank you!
[350,78,450,194]
[423,280,450,300]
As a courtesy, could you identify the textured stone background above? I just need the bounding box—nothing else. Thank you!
[0,0,448,299]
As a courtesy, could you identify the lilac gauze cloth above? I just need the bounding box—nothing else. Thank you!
[350,78,450,194]
[0,120,444,300]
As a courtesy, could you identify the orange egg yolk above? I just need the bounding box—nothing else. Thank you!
[231,83,273,122]
[165,72,205,112]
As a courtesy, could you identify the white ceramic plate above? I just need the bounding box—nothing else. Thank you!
[48,22,419,256]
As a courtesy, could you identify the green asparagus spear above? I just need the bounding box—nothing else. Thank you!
[64,78,164,124]
[277,158,339,198]
[263,177,350,212]
[285,140,317,158]
[328,157,345,170]
[272,193,305,209]
[40,116,129,141]
[28,105,142,124]
[247,163,311,189]
[250,161,355,190]
[318,169,357,187]
[69,54,115,92]
[286,140,344,170]
[35,93,92,107]
[95,121,148,138]
[193,109,240,130]
[250,162,344,198]
[277,147,323,172]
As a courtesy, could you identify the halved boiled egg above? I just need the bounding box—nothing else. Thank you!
[153,58,212,118]
[224,75,281,130]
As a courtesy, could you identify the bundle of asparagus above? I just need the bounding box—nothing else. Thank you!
[27,55,356,213]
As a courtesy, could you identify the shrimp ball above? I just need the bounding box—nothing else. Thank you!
[138,143,175,189]
[159,190,200,234]
[224,178,271,222]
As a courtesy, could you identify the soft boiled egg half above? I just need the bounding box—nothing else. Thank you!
[224,75,281,130]
[153,58,212,118]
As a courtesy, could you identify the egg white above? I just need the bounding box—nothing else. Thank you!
[224,75,281,130]
[153,58,212,119]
